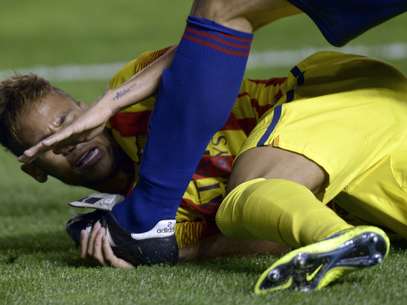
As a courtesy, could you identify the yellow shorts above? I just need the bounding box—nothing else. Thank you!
[333,149,407,239]
[237,54,407,236]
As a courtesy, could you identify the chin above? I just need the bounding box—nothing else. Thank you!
[61,157,115,187]
[85,159,116,184]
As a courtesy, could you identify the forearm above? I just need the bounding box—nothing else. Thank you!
[179,234,289,261]
[112,15,255,233]
[98,45,176,114]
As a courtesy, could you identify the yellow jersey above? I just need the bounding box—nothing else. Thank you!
[107,47,290,247]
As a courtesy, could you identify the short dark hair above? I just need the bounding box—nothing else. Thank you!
[0,74,62,155]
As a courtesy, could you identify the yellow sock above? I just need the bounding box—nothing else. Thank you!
[216,178,352,248]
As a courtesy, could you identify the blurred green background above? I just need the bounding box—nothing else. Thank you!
[1,0,407,102]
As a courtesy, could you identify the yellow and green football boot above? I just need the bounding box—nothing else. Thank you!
[255,226,390,295]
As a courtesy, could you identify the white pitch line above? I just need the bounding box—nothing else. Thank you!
[247,42,407,69]
[1,42,407,82]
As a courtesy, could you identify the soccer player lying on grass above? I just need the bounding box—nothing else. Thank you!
[19,0,407,269]
[0,49,293,261]
[2,49,407,294]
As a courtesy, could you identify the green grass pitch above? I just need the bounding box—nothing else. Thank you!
[1,1,407,304]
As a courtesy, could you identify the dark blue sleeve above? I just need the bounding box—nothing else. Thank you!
[288,0,407,46]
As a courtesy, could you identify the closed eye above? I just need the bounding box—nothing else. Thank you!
[37,110,72,143]
[56,110,71,127]
[39,132,53,143]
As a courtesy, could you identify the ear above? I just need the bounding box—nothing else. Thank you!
[20,163,48,183]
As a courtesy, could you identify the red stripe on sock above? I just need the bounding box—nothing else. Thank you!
[219,31,253,43]
[186,27,251,50]
[183,34,250,57]
[110,111,151,136]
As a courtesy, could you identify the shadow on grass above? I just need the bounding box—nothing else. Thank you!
[0,230,123,269]
[0,230,78,266]
[184,255,278,275]
[391,239,407,251]
[0,230,71,254]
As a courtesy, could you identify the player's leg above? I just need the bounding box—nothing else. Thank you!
[111,0,304,233]
[108,1,303,265]
[105,0,256,265]
[215,88,397,291]
[218,146,350,247]
[190,0,301,31]
[111,3,253,237]
[216,146,389,293]
[215,49,407,292]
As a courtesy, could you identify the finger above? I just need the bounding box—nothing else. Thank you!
[92,227,106,266]
[102,235,133,269]
[87,221,101,257]
[53,144,76,156]
[51,131,87,151]
[51,130,95,153]
[85,126,104,142]
[42,127,74,147]
[18,141,50,163]
[80,229,90,259]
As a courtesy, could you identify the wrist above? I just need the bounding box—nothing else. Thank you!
[98,90,121,114]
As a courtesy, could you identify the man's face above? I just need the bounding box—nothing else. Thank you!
[17,93,117,186]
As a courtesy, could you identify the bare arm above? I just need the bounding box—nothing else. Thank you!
[100,45,176,114]
[179,234,289,261]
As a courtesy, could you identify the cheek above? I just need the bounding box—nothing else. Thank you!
[95,137,115,165]
[38,153,73,178]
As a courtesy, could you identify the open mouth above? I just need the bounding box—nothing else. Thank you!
[75,147,103,169]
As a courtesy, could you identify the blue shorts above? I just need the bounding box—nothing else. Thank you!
[288,0,407,46]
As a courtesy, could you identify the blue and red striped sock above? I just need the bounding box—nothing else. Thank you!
[112,16,253,233]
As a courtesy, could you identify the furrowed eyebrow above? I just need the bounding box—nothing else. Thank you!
[37,110,71,142]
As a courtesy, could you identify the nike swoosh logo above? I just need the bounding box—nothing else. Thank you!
[306,264,323,282]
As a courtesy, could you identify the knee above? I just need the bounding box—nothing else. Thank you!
[192,0,224,20]
[216,179,245,234]
[191,0,253,32]
[216,178,266,238]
